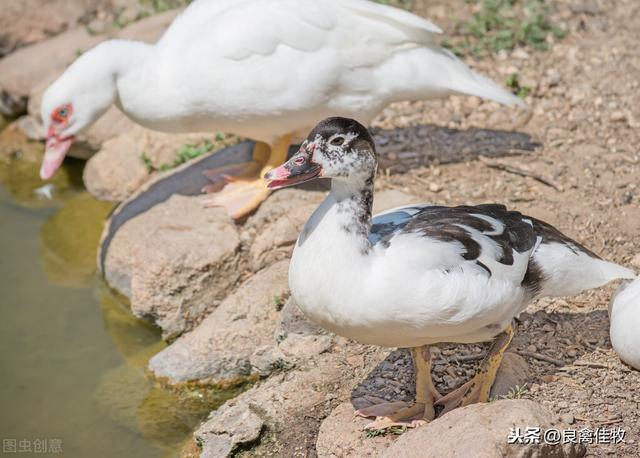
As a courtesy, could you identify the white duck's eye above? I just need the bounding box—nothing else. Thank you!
[294,156,306,165]
[330,136,345,146]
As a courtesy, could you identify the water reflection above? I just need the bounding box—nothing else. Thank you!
[0,131,233,457]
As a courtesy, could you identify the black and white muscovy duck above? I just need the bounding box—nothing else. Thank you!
[264,117,636,430]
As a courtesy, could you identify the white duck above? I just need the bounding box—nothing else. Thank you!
[40,0,524,218]
[610,278,640,370]
[265,117,636,429]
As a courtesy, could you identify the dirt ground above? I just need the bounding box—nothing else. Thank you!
[246,0,640,456]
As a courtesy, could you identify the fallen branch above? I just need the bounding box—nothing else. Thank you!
[478,156,564,192]
[515,350,566,367]
[571,361,610,369]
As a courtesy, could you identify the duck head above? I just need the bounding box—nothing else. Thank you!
[265,117,377,190]
[39,41,132,180]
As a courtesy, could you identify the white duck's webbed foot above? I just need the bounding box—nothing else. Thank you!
[201,135,291,219]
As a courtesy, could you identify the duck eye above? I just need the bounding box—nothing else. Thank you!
[330,136,345,146]
[58,108,68,117]
[294,156,306,165]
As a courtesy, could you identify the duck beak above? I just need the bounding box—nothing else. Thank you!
[264,145,322,190]
[40,133,74,180]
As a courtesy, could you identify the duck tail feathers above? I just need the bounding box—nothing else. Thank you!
[449,66,527,109]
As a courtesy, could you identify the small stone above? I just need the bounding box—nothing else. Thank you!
[542,323,555,332]
[429,182,442,193]
[610,111,627,122]
[527,344,538,353]
[561,413,575,425]
[630,253,640,269]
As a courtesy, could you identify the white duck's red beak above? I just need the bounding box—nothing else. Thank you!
[40,134,74,180]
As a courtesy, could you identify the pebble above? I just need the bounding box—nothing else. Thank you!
[610,111,627,122]
[429,183,443,193]
[560,413,575,425]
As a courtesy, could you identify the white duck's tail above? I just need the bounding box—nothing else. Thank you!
[432,48,526,108]
[448,66,527,108]
[531,242,636,298]
[386,46,526,108]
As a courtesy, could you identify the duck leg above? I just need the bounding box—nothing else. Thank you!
[202,134,292,219]
[356,346,442,430]
[435,324,514,415]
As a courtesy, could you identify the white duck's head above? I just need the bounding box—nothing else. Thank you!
[39,40,138,180]
[265,117,377,190]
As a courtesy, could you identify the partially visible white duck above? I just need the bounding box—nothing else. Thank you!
[610,278,640,370]
[40,0,525,218]
[265,117,636,430]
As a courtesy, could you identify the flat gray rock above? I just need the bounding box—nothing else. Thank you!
[103,194,241,339]
[148,260,290,384]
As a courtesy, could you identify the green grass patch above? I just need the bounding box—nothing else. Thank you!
[505,73,531,98]
[140,136,223,173]
[364,425,408,438]
[443,0,566,58]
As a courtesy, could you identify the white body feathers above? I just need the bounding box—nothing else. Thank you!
[610,278,640,370]
[290,196,635,348]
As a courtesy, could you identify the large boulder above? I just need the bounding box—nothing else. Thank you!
[317,400,586,458]
[0,0,99,59]
[381,400,586,458]
[195,353,345,458]
[82,126,215,201]
[102,194,241,339]
[148,260,290,385]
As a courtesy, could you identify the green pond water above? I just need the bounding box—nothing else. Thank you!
[0,136,229,457]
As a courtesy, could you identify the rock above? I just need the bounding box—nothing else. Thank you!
[276,297,327,342]
[148,261,289,384]
[275,297,333,360]
[317,402,392,458]
[380,400,586,458]
[198,404,263,458]
[83,127,214,201]
[103,194,241,338]
[630,253,640,269]
[318,400,585,458]
[244,188,326,271]
[0,0,97,58]
[196,354,344,457]
[490,352,530,399]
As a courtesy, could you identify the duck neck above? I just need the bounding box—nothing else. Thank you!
[298,174,374,260]
[330,177,374,249]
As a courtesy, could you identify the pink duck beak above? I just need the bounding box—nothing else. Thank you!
[40,135,74,180]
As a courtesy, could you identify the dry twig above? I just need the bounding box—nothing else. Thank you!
[478,156,564,192]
